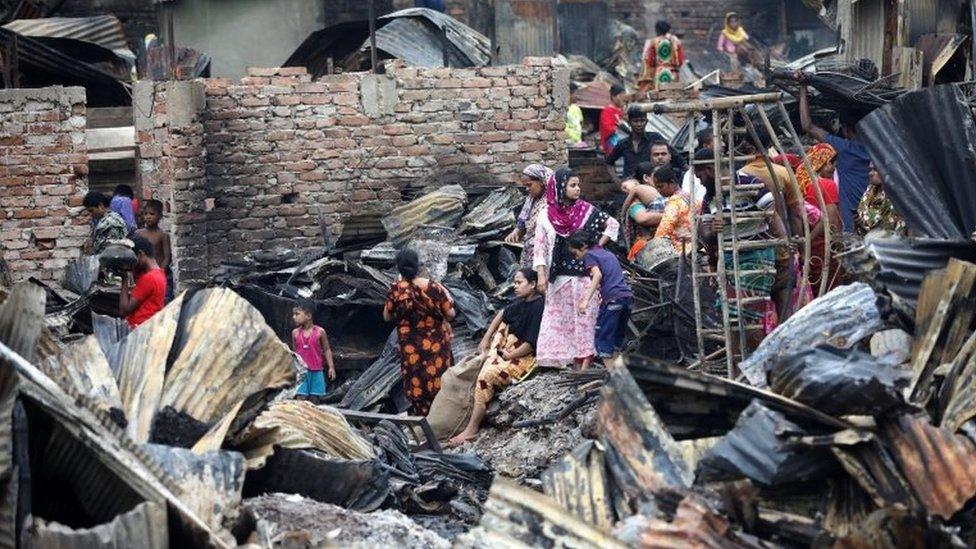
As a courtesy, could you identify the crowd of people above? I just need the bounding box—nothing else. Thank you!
[82,185,173,331]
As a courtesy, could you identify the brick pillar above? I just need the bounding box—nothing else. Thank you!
[134,80,208,288]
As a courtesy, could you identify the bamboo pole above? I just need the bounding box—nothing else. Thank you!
[754,107,812,316]
[635,92,783,114]
[711,110,735,377]
[777,102,831,297]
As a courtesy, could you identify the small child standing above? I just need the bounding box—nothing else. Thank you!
[292,300,336,402]
[568,232,634,361]
[134,200,174,302]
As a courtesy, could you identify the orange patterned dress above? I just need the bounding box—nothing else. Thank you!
[384,279,455,416]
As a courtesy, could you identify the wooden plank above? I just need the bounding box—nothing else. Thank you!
[892,46,923,90]
[338,409,442,452]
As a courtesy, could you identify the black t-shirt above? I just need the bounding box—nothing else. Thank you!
[502,296,545,350]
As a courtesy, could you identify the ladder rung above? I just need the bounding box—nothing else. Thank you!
[730,296,770,305]
[735,268,777,276]
[721,183,766,192]
[717,211,771,220]
[692,154,756,166]
[701,323,765,334]
[694,271,719,278]
[725,239,787,251]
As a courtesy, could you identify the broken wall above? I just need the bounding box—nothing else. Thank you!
[138,58,568,286]
[0,86,89,283]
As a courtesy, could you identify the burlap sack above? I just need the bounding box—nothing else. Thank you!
[427,352,485,440]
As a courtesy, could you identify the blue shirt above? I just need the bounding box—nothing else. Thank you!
[109,196,137,233]
[824,134,871,231]
[583,247,633,302]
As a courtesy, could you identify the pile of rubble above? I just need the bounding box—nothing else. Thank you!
[455,257,976,546]
[0,281,491,546]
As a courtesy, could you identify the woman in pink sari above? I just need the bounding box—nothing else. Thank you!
[533,168,620,369]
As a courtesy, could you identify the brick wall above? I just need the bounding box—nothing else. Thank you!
[0,87,89,283]
[138,59,568,285]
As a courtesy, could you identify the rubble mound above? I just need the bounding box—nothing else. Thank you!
[451,369,598,482]
[244,494,450,548]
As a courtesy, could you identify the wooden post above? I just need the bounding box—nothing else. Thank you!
[369,0,379,74]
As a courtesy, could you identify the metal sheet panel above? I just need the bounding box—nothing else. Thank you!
[866,237,976,304]
[858,85,976,239]
[847,0,886,67]
[902,0,962,44]
[3,15,133,59]
[883,415,976,519]
[495,0,555,65]
[557,1,610,63]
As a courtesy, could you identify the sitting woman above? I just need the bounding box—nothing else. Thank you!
[449,268,544,445]
[620,162,665,261]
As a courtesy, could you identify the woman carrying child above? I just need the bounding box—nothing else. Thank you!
[448,268,545,445]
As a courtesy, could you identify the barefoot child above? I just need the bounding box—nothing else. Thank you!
[134,200,174,302]
[568,232,633,362]
[292,300,336,402]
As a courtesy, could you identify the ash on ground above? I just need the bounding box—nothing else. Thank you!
[448,369,598,483]
[243,494,450,548]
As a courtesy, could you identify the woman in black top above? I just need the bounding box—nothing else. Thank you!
[448,268,544,445]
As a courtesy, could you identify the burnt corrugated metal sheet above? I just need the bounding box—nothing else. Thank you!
[883,415,976,519]
[597,358,692,504]
[557,1,611,64]
[740,283,883,387]
[859,85,976,239]
[26,501,168,549]
[470,478,627,547]
[902,0,962,44]
[382,184,467,246]
[159,289,296,428]
[767,345,910,416]
[866,237,976,304]
[384,8,489,65]
[495,0,556,65]
[614,494,743,548]
[142,445,244,531]
[0,288,235,546]
[0,28,130,107]
[283,19,375,78]
[114,293,183,444]
[41,336,123,416]
[847,0,886,68]
[234,401,375,469]
[541,440,615,532]
[4,15,134,60]
[625,355,850,440]
[696,401,835,486]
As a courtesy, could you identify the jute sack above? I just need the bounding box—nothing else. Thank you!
[427,352,485,440]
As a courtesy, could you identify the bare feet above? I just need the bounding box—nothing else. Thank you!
[448,429,479,447]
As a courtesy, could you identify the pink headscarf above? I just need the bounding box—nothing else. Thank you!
[546,168,593,237]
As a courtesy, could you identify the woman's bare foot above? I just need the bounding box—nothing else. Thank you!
[448,429,479,447]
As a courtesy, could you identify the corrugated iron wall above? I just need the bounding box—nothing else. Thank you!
[847,0,886,68]
[901,0,962,44]
[495,0,556,64]
[557,1,611,63]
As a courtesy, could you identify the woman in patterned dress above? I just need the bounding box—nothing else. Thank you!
[533,167,620,369]
[383,249,456,416]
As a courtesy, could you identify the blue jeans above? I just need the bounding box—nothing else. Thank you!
[595,298,632,358]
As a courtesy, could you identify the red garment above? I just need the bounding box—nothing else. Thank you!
[805,177,839,206]
[293,325,325,371]
[131,197,141,217]
[127,268,166,328]
[599,104,623,155]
